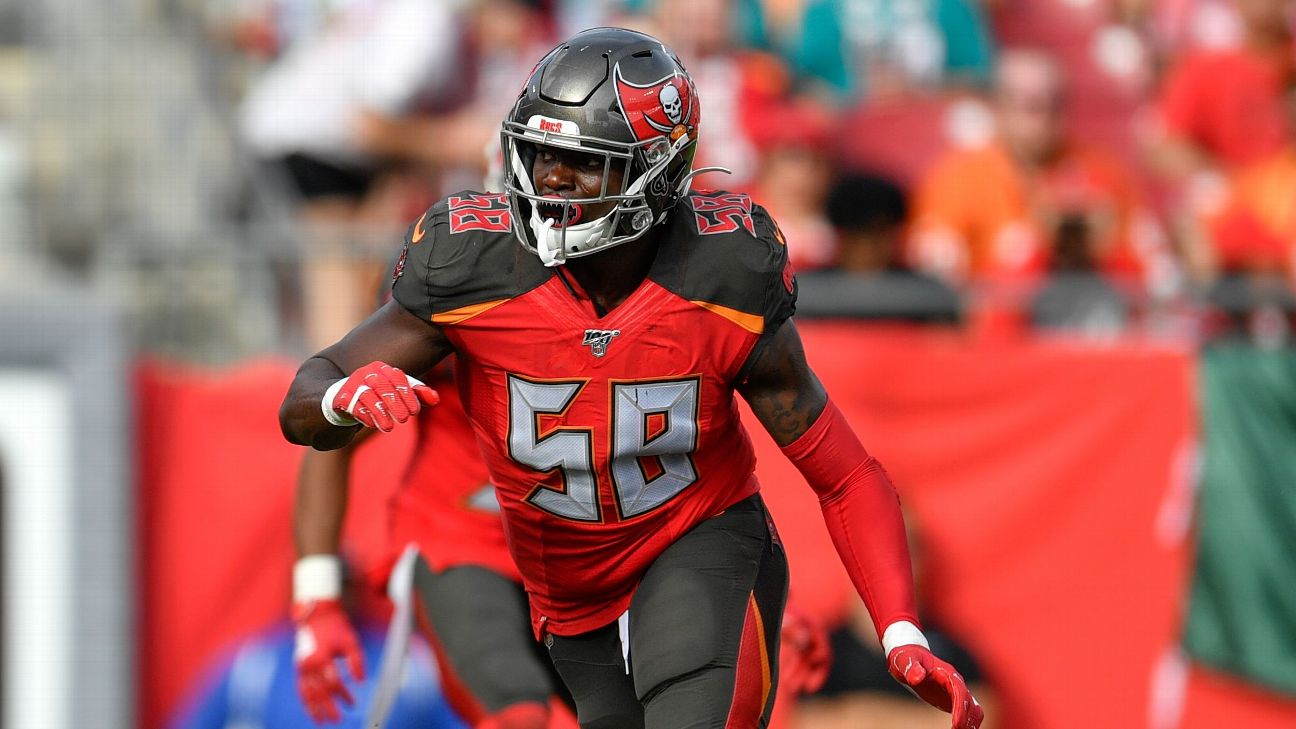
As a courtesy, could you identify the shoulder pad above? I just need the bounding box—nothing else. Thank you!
[651,191,797,335]
[391,191,550,322]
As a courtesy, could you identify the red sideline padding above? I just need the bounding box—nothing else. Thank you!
[1182,663,1296,728]
[136,358,413,729]
[756,325,1199,728]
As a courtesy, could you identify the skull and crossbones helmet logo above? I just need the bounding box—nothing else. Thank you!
[659,84,682,124]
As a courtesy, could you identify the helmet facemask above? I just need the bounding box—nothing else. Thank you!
[501,119,693,267]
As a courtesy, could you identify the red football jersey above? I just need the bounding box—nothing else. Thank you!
[387,366,520,582]
[393,190,796,636]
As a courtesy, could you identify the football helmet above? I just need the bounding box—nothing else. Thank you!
[501,27,702,266]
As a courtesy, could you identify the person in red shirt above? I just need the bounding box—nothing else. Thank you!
[1152,0,1294,174]
[280,28,981,729]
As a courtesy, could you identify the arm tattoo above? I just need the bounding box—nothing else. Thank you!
[738,322,827,447]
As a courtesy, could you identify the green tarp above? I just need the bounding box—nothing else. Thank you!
[1185,346,1296,695]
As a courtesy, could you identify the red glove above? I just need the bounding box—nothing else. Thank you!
[324,361,439,432]
[293,599,366,723]
[779,601,831,694]
[888,643,984,729]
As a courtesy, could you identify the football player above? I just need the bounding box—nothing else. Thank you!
[291,361,577,728]
[292,362,828,728]
[280,27,982,729]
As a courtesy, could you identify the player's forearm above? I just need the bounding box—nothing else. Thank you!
[782,400,921,641]
[279,356,361,450]
[294,446,356,556]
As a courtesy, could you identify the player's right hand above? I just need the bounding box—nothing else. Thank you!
[323,361,440,432]
[293,598,366,723]
[887,643,984,729]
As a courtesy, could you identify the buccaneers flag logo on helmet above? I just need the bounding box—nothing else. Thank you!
[613,62,699,144]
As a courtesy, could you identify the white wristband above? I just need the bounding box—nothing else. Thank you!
[882,620,930,656]
[321,379,360,427]
[293,554,342,603]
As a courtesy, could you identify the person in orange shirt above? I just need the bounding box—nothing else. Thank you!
[1204,148,1296,277]
[747,102,840,273]
[1193,140,1296,340]
[910,49,1151,287]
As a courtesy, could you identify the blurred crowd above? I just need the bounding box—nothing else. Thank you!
[207,0,1296,350]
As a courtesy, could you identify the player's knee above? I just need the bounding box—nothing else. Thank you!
[476,701,549,729]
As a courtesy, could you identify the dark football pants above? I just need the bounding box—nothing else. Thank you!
[413,562,570,723]
[545,494,790,729]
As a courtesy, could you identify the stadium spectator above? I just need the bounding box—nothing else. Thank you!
[1149,0,1294,178]
[1126,0,1243,61]
[1142,0,1292,297]
[633,0,803,190]
[280,27,983,729]
[748,102,840,271]
[910,49,1151,289]
[796,173,962,323]
[1190,84,1296,342]
[352,0,554,194]
[1025,214,1134,336]
[829,174,911,274]
[1198,176,1296,283]
[239,0,550,350]
[1194,84,1296,281]
[205,0,342,61]
[786,0,997,101]
[237,0,466,348]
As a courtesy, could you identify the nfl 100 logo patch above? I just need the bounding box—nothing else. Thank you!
[581,329,621,357]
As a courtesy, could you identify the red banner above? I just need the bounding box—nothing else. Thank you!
[135,359,414,729]
[754,326,1198,728]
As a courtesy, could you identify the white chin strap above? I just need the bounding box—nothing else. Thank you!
[530,207,615,267]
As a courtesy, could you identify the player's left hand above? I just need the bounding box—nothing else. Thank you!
[779,602,831,694]
[888,644,984,729]
[293,598,365,723]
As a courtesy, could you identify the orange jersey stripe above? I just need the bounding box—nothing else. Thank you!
[751,593,773,710]
[431,299,511,325]
[689,300,764,334]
